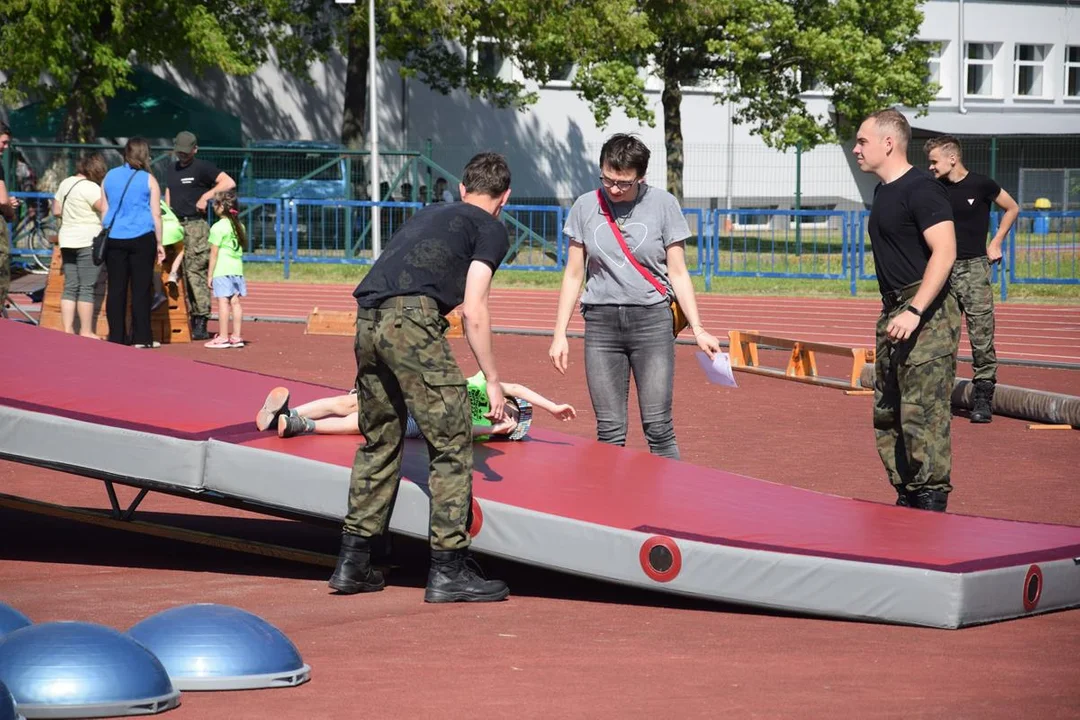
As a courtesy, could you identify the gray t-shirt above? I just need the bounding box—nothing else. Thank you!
[564,185,692,306]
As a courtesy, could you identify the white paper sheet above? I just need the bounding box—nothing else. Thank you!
[696,351,738,387]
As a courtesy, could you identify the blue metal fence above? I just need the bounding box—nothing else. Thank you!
[7,193,1077,298]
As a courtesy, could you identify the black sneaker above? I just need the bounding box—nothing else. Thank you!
[256,387,290,431]
[424,549,509,603]
[278,414,314,438]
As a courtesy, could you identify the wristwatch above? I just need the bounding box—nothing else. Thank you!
[907,305,923,317]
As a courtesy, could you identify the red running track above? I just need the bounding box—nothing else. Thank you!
[243,282,1080,366]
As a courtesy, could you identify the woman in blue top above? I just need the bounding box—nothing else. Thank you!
[100,137,165,347]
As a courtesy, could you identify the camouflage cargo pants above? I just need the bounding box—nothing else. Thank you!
[950,256,997,384]
[343,295,474,550]
[0,220,9,316]
[180,218,211,318]
[873,288,961,494]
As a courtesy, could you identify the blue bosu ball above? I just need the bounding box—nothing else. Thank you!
[0,604,31,638]
[128,604,310,691]
[0,680,23,720]
[0,622,179,718]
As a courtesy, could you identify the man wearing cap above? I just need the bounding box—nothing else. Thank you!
[165,131,235,340]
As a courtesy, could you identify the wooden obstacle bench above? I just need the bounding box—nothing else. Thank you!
[727,330,874,390]
[39,244,191,344]
[306,306,464,338]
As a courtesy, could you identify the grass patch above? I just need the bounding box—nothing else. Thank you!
[242,261,1079,302]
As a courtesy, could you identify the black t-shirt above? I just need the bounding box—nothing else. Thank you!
[939,172,1001,260]
[166,158,221,217]
[868,168,953,295]
[353,202,510,315]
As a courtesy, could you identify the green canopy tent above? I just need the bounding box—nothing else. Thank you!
[8,67,242,146]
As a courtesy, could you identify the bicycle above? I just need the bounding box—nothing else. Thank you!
[8,194,57,273]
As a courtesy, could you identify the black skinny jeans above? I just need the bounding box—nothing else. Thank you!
[104,232,157,345]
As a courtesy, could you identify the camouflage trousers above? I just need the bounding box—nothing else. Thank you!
[0,221,9,316]
[343,295,474,550]
[180,219,211,318]
[873,288,961,494]
[950,256,997,384]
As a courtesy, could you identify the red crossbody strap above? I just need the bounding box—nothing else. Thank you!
[595,189,667,298]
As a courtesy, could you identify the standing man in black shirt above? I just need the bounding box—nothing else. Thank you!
[854,109,962,512]
[329,152,512,603]
[925,135,1019,423]
[165,131,235,340]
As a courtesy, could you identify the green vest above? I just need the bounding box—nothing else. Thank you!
[465,371,532,441]
[161,201,185,246]
[466,372,493,433]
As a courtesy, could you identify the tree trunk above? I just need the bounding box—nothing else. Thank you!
[661,77,684,205]
[56,77,107,143]
[341,25,369,150]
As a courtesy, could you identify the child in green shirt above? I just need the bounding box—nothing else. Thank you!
[254,372,577,441]
[204,192,247,349]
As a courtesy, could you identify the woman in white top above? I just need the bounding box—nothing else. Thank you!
[52,153,108,336]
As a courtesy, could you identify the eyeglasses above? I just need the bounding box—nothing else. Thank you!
[599,175,638,191]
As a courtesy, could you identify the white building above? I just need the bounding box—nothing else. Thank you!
[146,0,1080,210]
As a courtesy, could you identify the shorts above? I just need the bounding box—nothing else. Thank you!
[212,275,247,298]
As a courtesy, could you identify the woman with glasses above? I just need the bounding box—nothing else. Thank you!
[548,134,721,460]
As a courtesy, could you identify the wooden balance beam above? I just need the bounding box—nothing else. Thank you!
[39,244,191,343]
[727,330,874,390]
[306,306,464,338]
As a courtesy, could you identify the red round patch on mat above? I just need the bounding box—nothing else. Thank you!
[639,536,682,583]
[467,498,484,537]
[1023,565,1043,612]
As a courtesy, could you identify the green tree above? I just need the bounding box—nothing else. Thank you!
[641,0,936,201]
[0,0,279,141]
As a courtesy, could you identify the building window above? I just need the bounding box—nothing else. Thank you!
[1067,46,1080,98]
[1014,44,1050,97]
[733,207,777,230]
[474,40,504,78]
[800,74,825,94]
[925,41,947,96]
[551,61,575,82]
[965,42,996,96]
[788,205,837,230]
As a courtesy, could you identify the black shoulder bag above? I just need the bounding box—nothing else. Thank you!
[92,170,139,266]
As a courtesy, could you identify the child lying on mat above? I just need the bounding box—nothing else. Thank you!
[255,372,576,441]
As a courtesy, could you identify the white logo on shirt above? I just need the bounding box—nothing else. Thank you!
[594,221,648,268]
[181,178,194,185]
[967,198,975,205]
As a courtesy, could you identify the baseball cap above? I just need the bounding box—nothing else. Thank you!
[506,397,533,441]
[173,131,197,153]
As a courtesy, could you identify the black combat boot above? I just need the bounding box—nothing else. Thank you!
[328,533,386,594]
[895,488,914,508]
[910,488,949,513]
[191,316,210,341]
[970,380,994,424]
[424,548,510,603]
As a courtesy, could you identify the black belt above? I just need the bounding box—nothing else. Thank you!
[178,215,206,222]
[881,281,921,310]
[369,295,439,311]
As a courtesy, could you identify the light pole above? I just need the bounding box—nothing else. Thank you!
[368,0,381,258]
[337,0,380,258]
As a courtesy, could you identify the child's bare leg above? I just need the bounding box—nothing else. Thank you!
[170,252,184,278]
[293,394,358,420]
[217,296,231,337]
[312,412,362,435]
[230,295,242,338]
[277,410,360,438]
